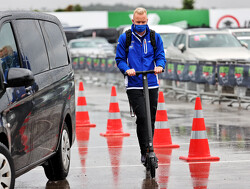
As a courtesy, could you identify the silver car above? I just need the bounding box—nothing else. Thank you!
[166,28,250,62]
[68,38,107,58]
[88,37,115,57]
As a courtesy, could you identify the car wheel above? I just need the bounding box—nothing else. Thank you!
[43,123,71,181]
[0,142,15,189]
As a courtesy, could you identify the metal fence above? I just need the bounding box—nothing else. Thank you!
[72,56,250,109]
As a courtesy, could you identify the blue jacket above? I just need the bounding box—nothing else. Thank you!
[115,25,166,89]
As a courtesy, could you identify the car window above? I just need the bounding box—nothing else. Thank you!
[189,33,242,48]
[41,21,68,69]
[233,31,250,37]
[0,23,20,80]
[93,38,109,45]
[174,34,184,47]
[160,33,178,49]
[179,34,186,46]
[70,41,96,48]
[173,34,181,47]
[15,20,49,75]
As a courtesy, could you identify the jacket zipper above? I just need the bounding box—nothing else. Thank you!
[144,39,147,54]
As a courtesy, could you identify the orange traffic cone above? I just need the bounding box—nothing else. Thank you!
[179,97,220,162]
[189,162,211,189]
[100,86,130,137]
[76,81,96,127]
[153,91,179,148]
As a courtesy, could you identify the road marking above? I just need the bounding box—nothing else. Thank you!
[29,158,250,173]
[72,140,250,149]
[68,159,250,170]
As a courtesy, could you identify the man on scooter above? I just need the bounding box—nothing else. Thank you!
[115,7,166,164]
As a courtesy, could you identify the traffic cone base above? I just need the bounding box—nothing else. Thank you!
[77,122,96,127]
[154,129,179,148]
[179,155,220,162]
[100,120,130,137]
[100,132,130,137]
[76,112,96,127]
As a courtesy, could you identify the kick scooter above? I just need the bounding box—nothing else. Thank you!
[126,69,164,178]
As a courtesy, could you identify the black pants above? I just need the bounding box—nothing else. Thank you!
[127,88,158,155]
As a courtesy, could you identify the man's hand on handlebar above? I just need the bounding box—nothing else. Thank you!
[125,67,164,76]
[154,66,163,75]
[126,69,136,76]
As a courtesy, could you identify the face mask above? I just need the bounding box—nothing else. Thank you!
[134,24,147,32]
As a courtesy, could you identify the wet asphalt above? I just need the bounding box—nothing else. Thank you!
[15,73,250,189]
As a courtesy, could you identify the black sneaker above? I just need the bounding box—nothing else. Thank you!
[141,154,146,164]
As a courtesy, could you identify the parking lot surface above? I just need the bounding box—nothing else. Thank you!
[15,76,250,189]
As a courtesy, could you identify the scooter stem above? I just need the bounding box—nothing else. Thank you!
[142,74,154,152]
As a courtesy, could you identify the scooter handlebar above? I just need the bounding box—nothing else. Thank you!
[124,69,164,76]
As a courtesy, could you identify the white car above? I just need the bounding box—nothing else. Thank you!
[87,37,115,57]
[68,38,107,58]
[166,28,250,62]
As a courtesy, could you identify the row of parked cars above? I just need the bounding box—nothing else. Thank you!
[66,24,184,58]
[65,24,250,63]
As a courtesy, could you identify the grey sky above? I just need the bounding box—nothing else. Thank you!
[1,0,250,11]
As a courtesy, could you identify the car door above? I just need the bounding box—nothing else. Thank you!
[38,20,71,148]
[0,22,33,170]
[14,19,57,163]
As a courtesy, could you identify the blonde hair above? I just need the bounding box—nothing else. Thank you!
[133,7,147,18]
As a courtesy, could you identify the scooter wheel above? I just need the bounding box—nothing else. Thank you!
[150,157,156,178]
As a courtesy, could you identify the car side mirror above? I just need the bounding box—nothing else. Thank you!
[6,68,34,88]
[178,43,186,53]
[240,41,248,49]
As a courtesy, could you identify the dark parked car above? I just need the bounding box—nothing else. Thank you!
[0,11,75,188]
[76,28,119,44]
[64,30,81,42]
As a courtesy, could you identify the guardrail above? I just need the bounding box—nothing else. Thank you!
[72,55,250,109]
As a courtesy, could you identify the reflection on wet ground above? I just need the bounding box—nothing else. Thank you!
[173,124,250,147]
[188,162,211,189]
[15,82,250,188]
[155,148,172,189]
